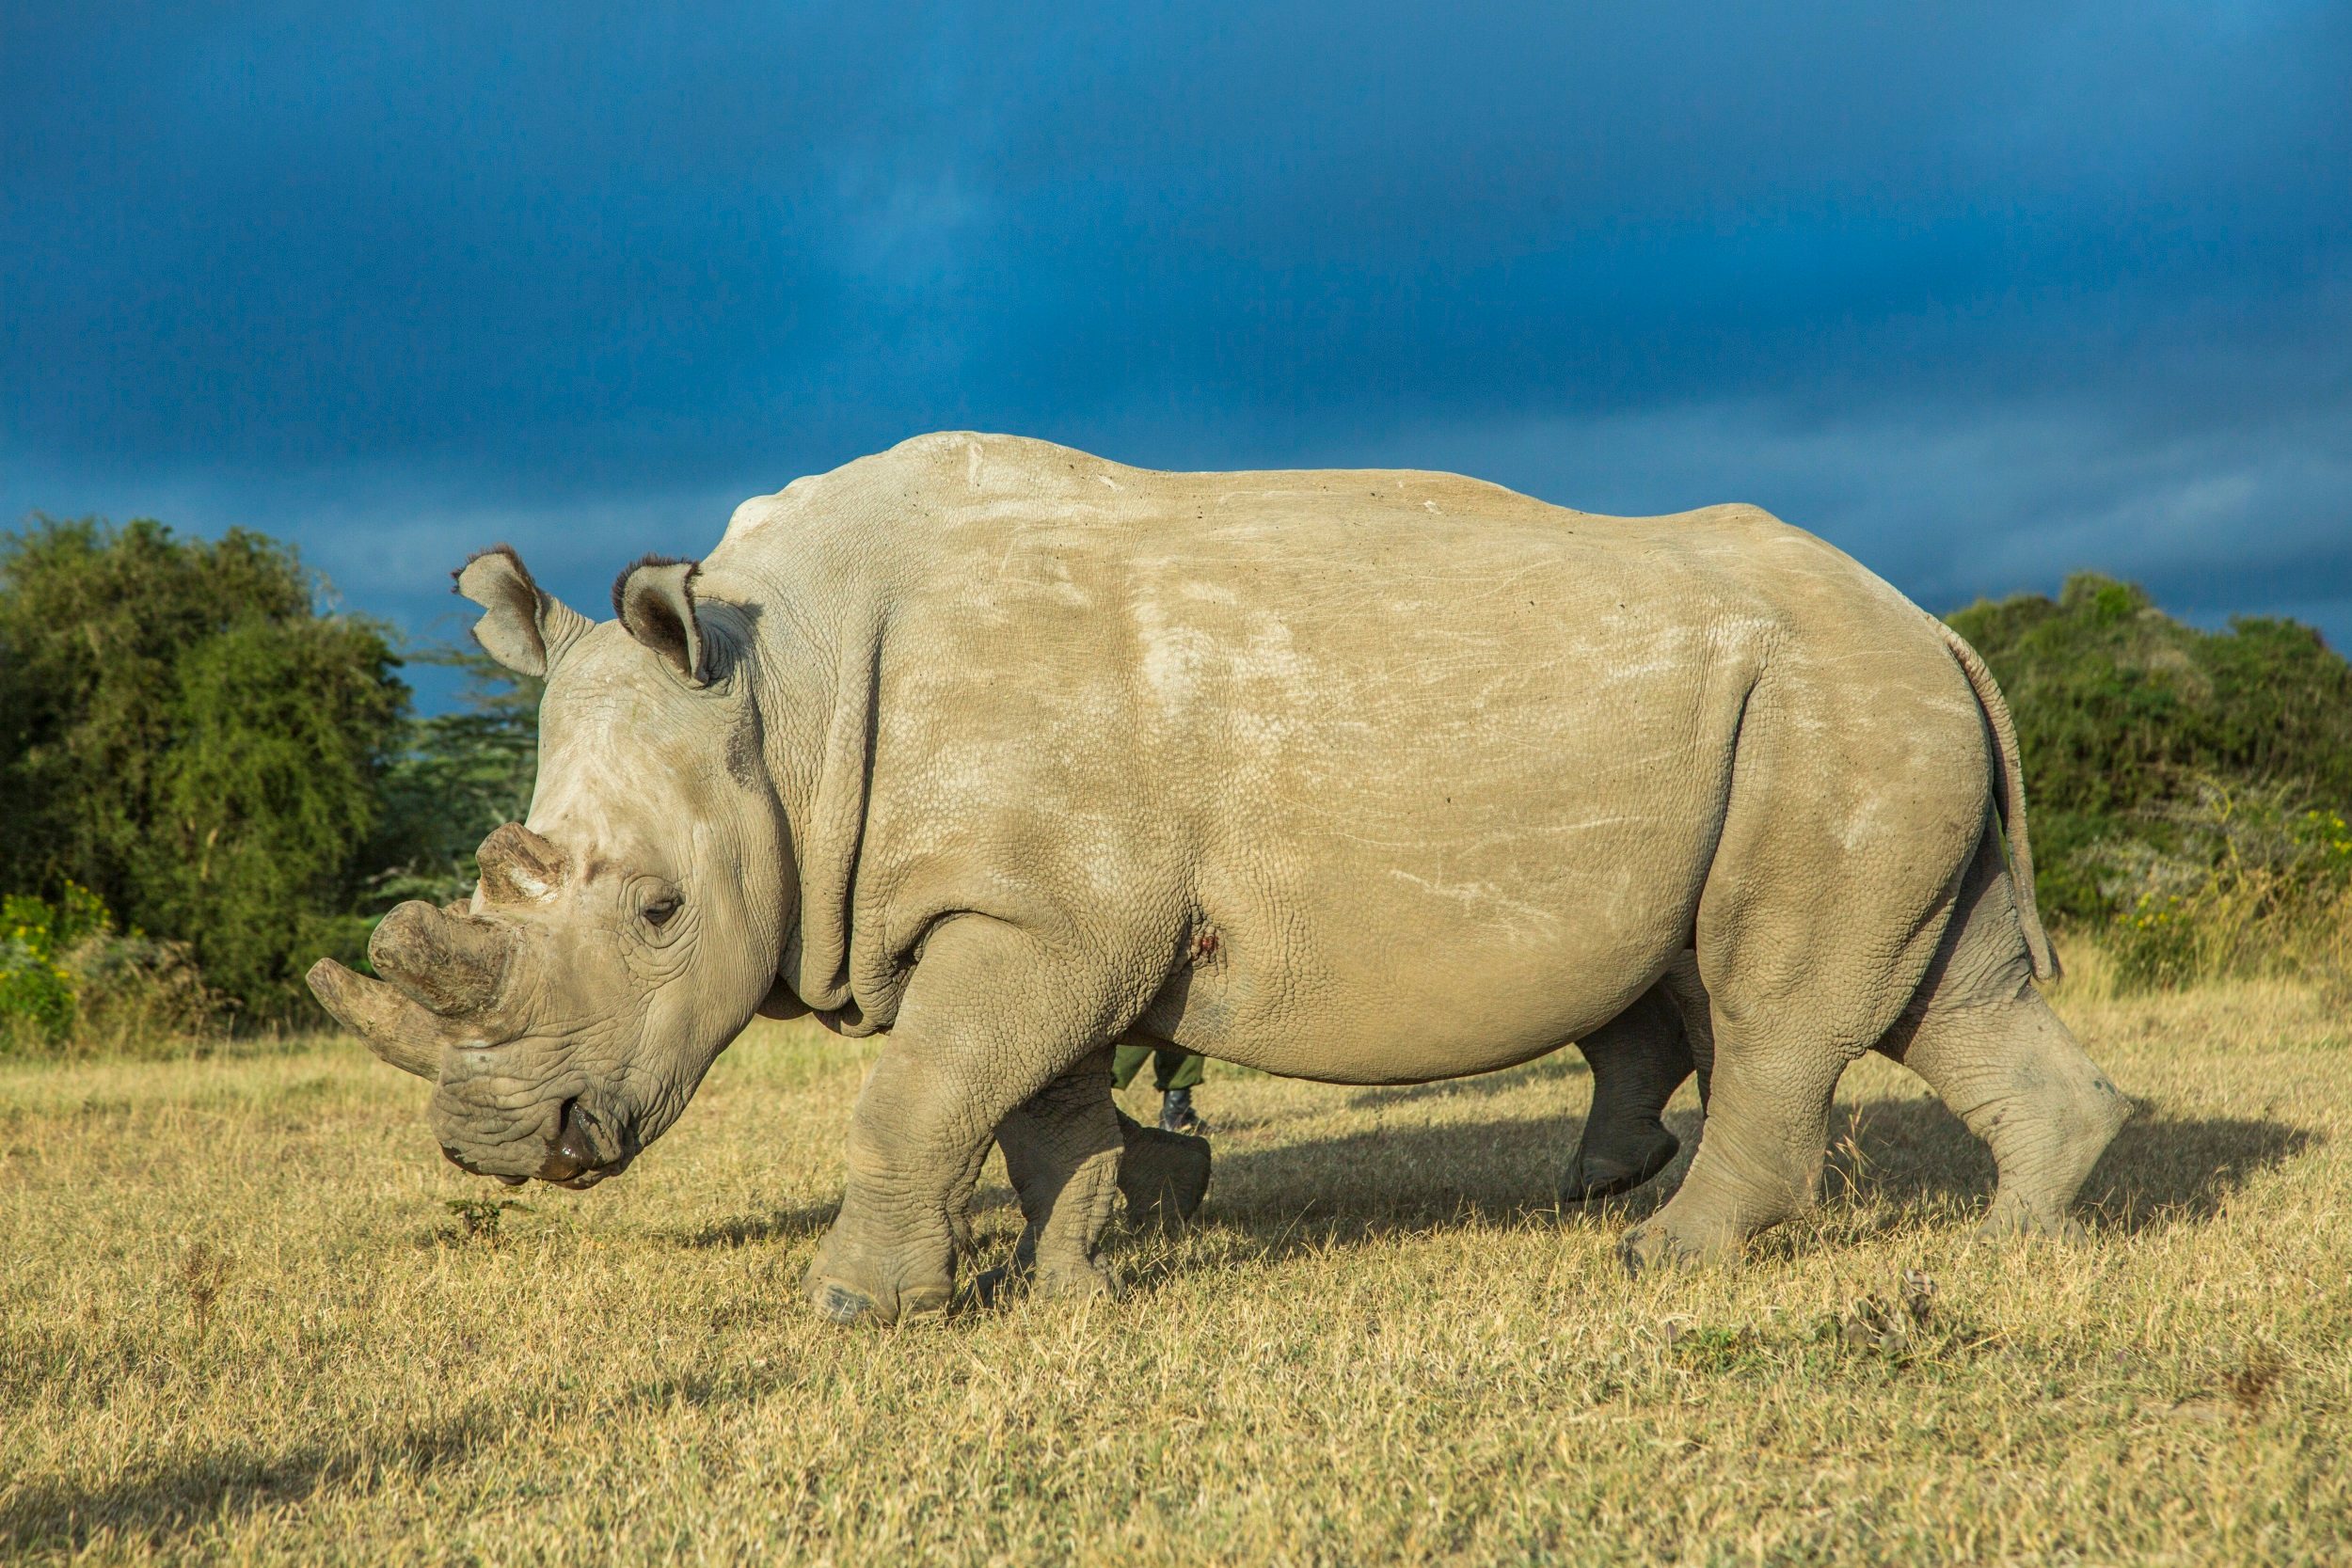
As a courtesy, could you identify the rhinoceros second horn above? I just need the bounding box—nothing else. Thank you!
[475,822,565,904]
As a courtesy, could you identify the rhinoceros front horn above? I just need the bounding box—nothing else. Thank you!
[306,958,449,1078]
[368,901,515,1017]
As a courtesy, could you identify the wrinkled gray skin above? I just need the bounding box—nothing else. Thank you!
[310,433,2129,1325]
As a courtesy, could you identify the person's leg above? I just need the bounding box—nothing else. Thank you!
[1152,1048,1205,1091]
[1102,1040,1212,1202]
[1153,1048,1208,1132]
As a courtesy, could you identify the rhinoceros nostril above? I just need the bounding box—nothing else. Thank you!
[534,1099,590,1183]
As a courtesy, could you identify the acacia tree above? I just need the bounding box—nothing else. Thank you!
[0,517,409,1021]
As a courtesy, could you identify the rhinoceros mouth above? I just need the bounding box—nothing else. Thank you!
[538,1098,638,1187]
[437,1097,637,1188]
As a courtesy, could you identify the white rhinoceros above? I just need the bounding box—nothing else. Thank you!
[310,433,2128,1324]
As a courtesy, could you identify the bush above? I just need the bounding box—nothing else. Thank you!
[0,883,224,1058]
[1947,575,2352,924]
[0,882,107,1039]
[0,517,409,1023]
[2090,781,2352,992]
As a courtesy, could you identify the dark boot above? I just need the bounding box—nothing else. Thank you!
[1158,1086,1208,1135]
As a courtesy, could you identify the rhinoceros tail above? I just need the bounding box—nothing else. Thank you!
[1936,619,2060,982]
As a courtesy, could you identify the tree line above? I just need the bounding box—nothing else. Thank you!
[3,516,2348,1046]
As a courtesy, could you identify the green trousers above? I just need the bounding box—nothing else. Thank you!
[1110,1042,1205,1092]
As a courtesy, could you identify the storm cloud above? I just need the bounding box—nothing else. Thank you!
[5,1,2346,659]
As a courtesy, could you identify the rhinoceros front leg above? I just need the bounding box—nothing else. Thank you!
[981,1061,1212,1307]
[1112,1106,1211,1230]
[804,917,1128,1326]
[992,1048,1124,1301]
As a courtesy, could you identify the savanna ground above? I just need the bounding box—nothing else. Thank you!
[4,957,2347,1565]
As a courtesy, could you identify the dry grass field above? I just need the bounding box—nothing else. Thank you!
[5,958,2349,1565]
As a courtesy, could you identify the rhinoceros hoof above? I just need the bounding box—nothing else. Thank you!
[806,1275,951,1326]
[811,1280,887,1325]
[1120,1129,1212,1231]
[1618,1219,1737,1276]
[969,1259,1114,1309]
[1562,1129,1680,1206]
[1976,1200,2090,1245]
[1035,1259,1117,1301]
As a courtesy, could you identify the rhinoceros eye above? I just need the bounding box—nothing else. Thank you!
[643,896,681,928]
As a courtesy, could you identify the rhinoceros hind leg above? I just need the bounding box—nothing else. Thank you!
[1617,673,1985,1275]
[1563,982,1694,1206]
[1618,1215,1735,1275]
[1614,992,1858,1273]
[1613,1061,1851,1273]
[1878,840,2130,1243]
[1976,1200,2091,1244]
[1899,990,2124,1246]
[1567,1128,1680,1206]
[1115,1108,1212,1230]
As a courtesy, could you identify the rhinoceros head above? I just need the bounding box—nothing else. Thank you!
[308,546,791,1188]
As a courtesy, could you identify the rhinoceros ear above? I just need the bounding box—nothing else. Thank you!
[612,555,707,686]
[453,546,591,678]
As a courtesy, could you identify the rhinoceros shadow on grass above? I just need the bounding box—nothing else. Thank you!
[1823,1094,2316,1236]
[0,1417,488,1559]
[663,1087,2310,1276]
[1170,1094,2312,1275]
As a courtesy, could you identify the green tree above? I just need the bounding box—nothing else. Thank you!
[0,517,409,1021]
[366,644,542,910]
[1947,573,2352,920]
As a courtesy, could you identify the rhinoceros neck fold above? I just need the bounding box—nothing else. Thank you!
[705,546,890,1032]
[779,615,887,1026]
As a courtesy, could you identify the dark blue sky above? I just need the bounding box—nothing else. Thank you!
[6,2,2348,692]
